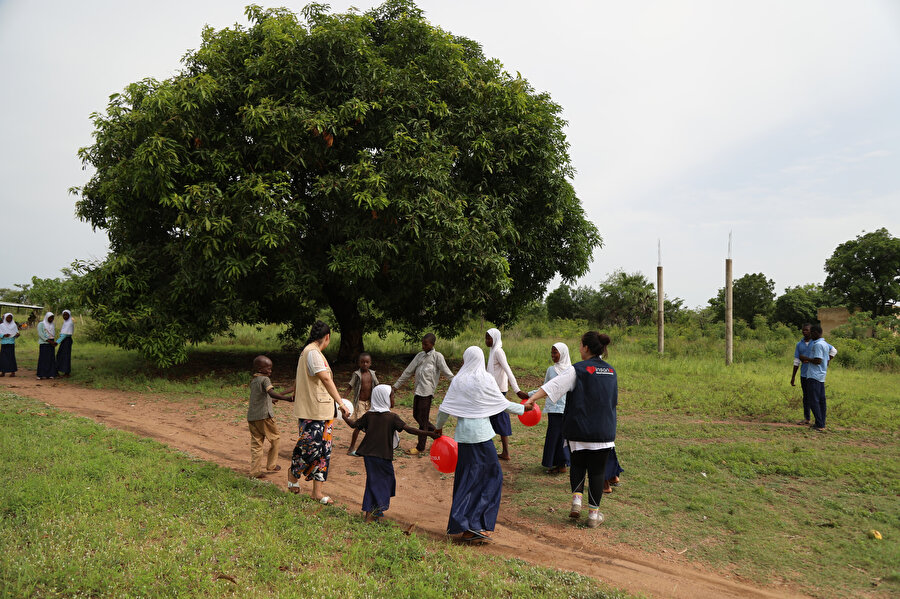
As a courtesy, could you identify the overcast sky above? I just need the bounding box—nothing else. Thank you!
[1,0,898,308]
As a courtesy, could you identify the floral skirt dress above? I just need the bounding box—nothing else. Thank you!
[290,419,334,482]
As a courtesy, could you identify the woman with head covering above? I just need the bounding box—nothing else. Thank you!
[484,328,529,461]
[36,312,57,380]
[434,346,534,542]
[541,342,572,474]
[0,313,21,376]
[525,331,616,529]
[344,384,439,522]
[55,310,75,377]
[286,321,350,505]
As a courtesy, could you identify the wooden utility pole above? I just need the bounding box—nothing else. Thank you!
[657,240,664,355]
[725,232,733,366]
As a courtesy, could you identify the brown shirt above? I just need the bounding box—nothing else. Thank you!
[354,412,406,460]
[247,375,274,422]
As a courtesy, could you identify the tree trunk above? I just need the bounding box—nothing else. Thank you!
[324,283,365,363]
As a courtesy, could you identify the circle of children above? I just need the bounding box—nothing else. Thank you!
[0,311,75,379]
[247,321,624,543]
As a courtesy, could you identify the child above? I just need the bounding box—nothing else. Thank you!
[541,342,571,474]
[248,355,294,478]
[344,384,439,522]
[485,328,529,460]
[346,352,379,456]
[392,333,454,455]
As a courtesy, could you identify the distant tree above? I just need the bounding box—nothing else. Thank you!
[0,287,28,304]
[708,272,775,327]
[597,270,655,326]
[546,284,578,320]
[661,295,687,323]
[72,1,601,365]
[773,284,833,329]
[824,228,900,317]
[10,266,85,313]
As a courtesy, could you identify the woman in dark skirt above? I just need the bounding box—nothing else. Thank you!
[541,342,572,474]
[36,312,57,380]
[0,313,20,376]
[434,346,535,542]
[55,310,75,377]
[344,385,438,521]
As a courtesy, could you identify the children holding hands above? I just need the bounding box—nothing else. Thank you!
[343,384,440,522]
[247,355,294,478]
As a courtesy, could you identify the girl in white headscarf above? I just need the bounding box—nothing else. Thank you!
[484,328,529,461]
[55,310,75,377]
[435,346,534,542]
[0,313,20,376]
[344,384,438,522]
[36,312,57,379]
[541,342,572,474]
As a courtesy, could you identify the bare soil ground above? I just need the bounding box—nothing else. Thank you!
[2,372,811,599]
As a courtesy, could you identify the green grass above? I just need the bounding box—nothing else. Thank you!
[7,320,899,597]
[0,393,628,599]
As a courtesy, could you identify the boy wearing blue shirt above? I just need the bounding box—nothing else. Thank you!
[798,325,829,432]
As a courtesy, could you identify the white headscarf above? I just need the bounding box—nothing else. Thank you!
[60,310,75,335]
[41,312,55,337]
[552,342,572,375]
[486,327,503,371]
[0,313,17,337]
[369,384,392,413]
[438,346,510,418]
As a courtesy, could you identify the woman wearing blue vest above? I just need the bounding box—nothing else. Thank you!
[525,331,616,528]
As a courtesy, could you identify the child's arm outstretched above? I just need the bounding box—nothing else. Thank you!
[401,423,440,439]
[267,388,294,403]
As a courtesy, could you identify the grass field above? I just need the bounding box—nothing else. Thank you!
[4,320,898,597]
[0,392,627,599]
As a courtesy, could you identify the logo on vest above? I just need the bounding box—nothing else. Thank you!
[586,366,614,375]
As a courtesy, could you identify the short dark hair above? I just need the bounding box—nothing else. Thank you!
[801,323,812,329]
[810,324,823,336]
[581,331,611,357]
[358,351,372,361]
[305,320,331,346]
[423,333,436,343]
[252,355,271,370]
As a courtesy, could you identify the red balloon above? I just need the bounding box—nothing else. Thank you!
[518,400,541,426]
[430,435,458,473]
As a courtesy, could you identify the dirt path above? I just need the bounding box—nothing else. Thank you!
[2,373,809,599]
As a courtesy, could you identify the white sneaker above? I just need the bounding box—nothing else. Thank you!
[587,510,605,528]
[569,494,583,519]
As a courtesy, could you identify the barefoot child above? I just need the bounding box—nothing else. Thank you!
[343,384,439,521]
[392,333,454,455]
[248,355,294,478]
[346,352,379,456]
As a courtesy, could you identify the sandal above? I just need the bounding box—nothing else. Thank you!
[319,496,333,505]
[287,480,301,494]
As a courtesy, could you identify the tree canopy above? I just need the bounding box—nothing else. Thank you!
[708,272,775,327]
[74,1,601,365]
[824,228,899,317]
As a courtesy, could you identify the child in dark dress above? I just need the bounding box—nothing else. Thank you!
[343,384,439,522]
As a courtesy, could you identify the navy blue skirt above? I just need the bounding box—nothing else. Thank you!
[56,337,72,375]
[36,344,56,378]
[541,413,570,468]
[362,456,396,514]
[0,344,16,373]
[447,440,503,534]
[489,411,513,436]
[605,447,624,481]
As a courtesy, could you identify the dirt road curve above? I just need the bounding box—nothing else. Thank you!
[2,373,809,599]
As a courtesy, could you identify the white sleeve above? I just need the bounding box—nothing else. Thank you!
[829,345,837,357]
[497,349,521,393]
[541,368,576,403]
[793,358,801,366]
[306,349,328,376]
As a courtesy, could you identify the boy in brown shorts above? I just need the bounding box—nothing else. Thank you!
[346,352,379,456]
[248,355,294,478]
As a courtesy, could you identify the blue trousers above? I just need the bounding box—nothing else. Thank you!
[799,377,811,421]
[807,379,826,429]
